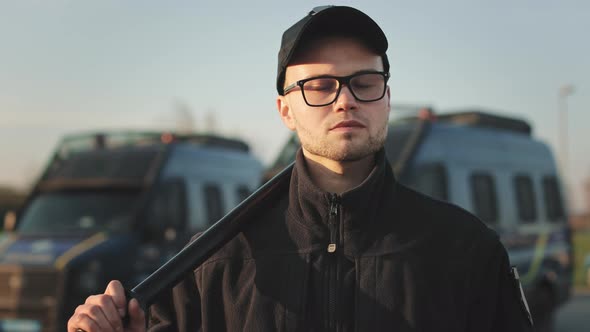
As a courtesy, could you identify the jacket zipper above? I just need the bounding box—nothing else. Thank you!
[327,193,341,331]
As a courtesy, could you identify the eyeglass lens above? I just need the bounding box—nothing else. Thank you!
[302,73,386,106]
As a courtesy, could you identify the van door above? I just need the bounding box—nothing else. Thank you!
[145,178,187,239]
[140,178,189,268]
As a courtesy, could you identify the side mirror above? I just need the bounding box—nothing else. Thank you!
[3,211,17,232]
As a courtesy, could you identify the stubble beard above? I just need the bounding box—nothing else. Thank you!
[295,120,388,162]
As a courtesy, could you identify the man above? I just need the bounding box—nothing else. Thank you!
[69,5,534,332]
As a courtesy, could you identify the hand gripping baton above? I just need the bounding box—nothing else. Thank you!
[75,162,293,332]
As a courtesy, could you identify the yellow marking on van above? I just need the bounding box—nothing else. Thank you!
[520,232,549,284]
[55,233,108,270]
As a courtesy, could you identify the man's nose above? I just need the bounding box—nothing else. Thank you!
[334,85,359,111]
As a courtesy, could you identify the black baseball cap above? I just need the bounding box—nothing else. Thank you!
[276,5,389,95]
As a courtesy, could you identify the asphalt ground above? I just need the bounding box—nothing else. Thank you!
[554,289,590,332]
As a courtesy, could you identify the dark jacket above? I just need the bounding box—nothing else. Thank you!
[147,149,534,331]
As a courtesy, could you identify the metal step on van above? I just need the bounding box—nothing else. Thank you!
[267,108,572,332]
[0,131,263,332]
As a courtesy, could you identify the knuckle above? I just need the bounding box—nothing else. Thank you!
[74,304,85,314]
[85,295,98,304]
[67,314,78,327]
[96,295,112,306]
[86,293,106,304]
[71,313,98,331]
[88,305,102,317]
[74,303,93,315]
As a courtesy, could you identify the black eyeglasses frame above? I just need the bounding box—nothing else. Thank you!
[282,71,390,107]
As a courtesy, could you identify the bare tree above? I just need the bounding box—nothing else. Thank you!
[204,109,218,134]
[173,100,196,134]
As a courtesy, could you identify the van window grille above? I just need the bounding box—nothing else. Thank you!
[204,185,224,225]
[400,163,448,202]
[542,176,565,222]
[514,175,537,223]
[469,173,498,224]
[145,180,186,231]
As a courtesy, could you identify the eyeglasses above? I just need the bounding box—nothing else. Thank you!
[282,71,390,107]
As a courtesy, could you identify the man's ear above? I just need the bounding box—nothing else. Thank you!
[277,96,296,131]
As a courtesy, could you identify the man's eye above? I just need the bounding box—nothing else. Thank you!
[352,76,381,89]
[304,79,336,91]
[352,82,375,89]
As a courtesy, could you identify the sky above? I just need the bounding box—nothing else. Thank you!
[0,0,588,211]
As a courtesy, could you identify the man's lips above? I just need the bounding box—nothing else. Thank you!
[330,120,365,130]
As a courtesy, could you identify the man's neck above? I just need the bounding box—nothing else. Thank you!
[302,149,376,194]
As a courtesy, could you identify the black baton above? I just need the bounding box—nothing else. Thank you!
[75,162,293,332]
[129,162,293,308]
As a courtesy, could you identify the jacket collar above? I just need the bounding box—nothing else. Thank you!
[287,148,391,234]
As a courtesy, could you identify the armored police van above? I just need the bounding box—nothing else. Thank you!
[0,131,263,331]
[268,109,572,332]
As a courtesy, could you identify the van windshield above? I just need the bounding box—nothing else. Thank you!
[17,190,140,235]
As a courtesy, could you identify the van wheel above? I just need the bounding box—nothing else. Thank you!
[530,286,555,332]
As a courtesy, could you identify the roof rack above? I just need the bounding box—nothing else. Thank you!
[55,131,250,158]
[173,134,250,152]
[436,110,532,135]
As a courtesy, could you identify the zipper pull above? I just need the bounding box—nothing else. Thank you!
[327,243,337,253]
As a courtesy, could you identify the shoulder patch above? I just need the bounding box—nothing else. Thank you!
[510,266,534,327]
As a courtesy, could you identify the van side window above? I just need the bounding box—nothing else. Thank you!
[542,176,565,222]
[401,163,448,201]
[470,173,498,224]
[514,175,537,223]
[144,180,187,237]
[204,184,224,225]
[236,185,251,203]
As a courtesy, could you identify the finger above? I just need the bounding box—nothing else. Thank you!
[104,280,127,316]
[128,298,147,331]
[84,295,123,331]
[67,312,101,332]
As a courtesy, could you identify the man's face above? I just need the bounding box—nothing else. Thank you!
[277,36,390,163]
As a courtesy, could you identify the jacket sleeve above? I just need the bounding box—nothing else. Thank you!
[467,236,535,332]
[146,271,202,332]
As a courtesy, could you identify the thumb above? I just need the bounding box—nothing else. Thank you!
[104,280,127,317]
[127,298,146,332]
